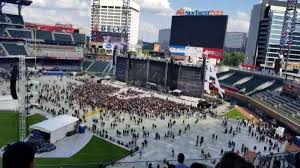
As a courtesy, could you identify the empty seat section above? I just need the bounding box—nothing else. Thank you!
[2,42,27,55]
[54,33,72,43]
[250,80,283,96]
[88,61,109,72]
[8,14,24,25]
[217,70,234,78]
[36,30,53,41]
[237,76,274,93]
[220,71,250,86]
[8,29,32,39]
[72,33,85,44]
[0,14,24,25]
[82,60,93,70]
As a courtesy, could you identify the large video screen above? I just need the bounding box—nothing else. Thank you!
[170,16,228,49]
[91,31,127,44]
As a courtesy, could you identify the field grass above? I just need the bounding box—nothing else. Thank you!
[35,136,129,167]
[225,108,247,120]
[26,114,46,136]
[0,113,129,168]
[0,112,19,148]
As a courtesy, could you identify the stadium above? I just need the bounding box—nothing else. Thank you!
[0,0,300,168]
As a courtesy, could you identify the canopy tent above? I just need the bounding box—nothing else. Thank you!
[30,115,79,143]
[0,95,18,112]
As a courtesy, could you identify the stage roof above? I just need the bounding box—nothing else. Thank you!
[1,0,32,6]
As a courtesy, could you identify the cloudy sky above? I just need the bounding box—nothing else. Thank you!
[4,0,261,42]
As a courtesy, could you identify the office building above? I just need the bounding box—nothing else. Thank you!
[158,29,171,52]
[224,32,247,52]
[245,0,300,70]
[90,0,140,51]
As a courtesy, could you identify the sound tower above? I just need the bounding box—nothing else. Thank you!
[113,46,117,65]
[274,59,281,74]
[10,65,18,100]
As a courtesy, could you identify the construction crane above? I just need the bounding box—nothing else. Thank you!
[279,0,298,74]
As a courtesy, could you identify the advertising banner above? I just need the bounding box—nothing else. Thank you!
[203,48,223,59]
[186,46,203,58]
[91,31,128,44]
[169,45,186,56]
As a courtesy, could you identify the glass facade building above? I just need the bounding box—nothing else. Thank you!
[246,0,300,70]
[256,10,300,69]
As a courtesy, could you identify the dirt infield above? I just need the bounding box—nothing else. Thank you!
[235,106,262,124]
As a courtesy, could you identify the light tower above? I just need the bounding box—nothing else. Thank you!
[279,0,298,74]
[90,0,101,35]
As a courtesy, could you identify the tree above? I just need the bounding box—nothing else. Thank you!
[221,52,245,66]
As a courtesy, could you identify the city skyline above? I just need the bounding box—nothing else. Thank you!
[3,0,260,42]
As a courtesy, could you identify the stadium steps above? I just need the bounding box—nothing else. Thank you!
[220,71,251,86]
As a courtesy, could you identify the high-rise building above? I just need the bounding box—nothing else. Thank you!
[158,29,171,52]
[245,0,300,70]
[224,32,247,52]
[90,0,140,51]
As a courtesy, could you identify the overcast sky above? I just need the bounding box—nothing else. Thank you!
[4,0,261,42]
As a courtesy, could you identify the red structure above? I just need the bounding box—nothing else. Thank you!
[25,22,79,33]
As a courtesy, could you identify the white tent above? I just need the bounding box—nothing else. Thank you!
[275,127,285,137]
[30,115,79,143]
[0,95,18,112]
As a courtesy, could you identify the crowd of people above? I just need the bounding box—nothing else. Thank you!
[71,82,202,117]
[23,76,299,168]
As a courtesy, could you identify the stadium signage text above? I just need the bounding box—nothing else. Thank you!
[101,25,128,34]
[176,8,223,16]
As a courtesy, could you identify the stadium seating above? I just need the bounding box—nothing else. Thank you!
[217,70,233,78]
[8,14,24,25]
[35,30,53,41]
[87,61,110,72]
[235,75,274,93]
[53,33,73,43]
[26,44,83,59]
[0,44,7,56]
[0,26,9,37]
[82,60,93,70]
[254,91,300,122]
[249,80,283,96]
[0,14,24,25]
[2,42,27,55]
[7,29,32,39]
[218,69,284,95]
[72,33,85,44]
[219,70,251,86]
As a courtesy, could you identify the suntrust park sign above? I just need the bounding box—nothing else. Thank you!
[176,8,223,16]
